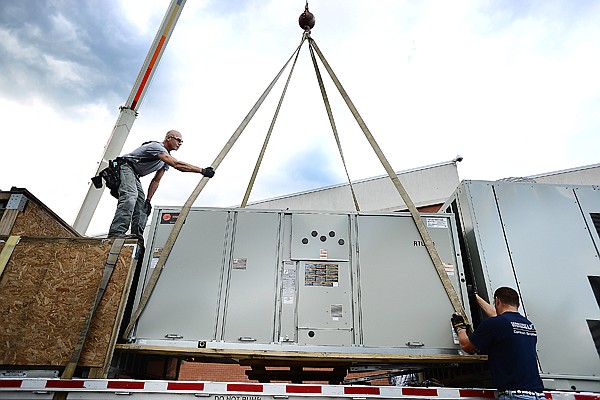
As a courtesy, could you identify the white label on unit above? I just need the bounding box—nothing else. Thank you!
[426,218,448,229]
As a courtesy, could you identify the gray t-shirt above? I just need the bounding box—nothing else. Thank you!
[122,141,170,177]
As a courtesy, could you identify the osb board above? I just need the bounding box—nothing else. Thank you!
[0,237,136,368]
[9,198,77,238]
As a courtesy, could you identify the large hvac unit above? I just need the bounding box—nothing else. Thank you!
[443,180,600,391]
[128,208,468,356]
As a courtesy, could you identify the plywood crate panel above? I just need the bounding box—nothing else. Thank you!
[0,237,137,368]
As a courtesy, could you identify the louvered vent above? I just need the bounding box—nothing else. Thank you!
[587,320,600,359]
[591,213,600,237]
[588,276,600,358]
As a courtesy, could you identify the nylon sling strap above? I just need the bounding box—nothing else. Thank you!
[308,37,360,211]
[124,36,308,338]
[307,37,469,324]
[58,238,126,383]
[0,235,20,279]
[241,34,306,208]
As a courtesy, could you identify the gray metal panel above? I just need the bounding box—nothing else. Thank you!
[296,260,353,345]
[277,214,297,343]
[575,185,600,252]
[222,211,280,344]
[297,328,354,346]
[443,186,490,301]
[291,213,350,260]
[493,182,600,377]
[461,181,518,301]
[293,210,354,345]
[134,209,230,340]
[357,214,463,349]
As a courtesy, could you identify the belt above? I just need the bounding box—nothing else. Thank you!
[499,390,545,397]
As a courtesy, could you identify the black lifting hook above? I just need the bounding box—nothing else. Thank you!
[299,2,315,31]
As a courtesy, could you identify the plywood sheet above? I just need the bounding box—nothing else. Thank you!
[0,237,136,368]
[7,192,78,238]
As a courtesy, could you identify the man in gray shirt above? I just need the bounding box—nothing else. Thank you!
[108,130,214,239]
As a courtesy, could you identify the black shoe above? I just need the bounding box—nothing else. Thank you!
[107,233,138,239]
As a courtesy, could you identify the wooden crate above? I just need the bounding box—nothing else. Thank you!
[0,236,138,375]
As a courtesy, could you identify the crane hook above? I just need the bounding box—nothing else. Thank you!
[299,2,315,32]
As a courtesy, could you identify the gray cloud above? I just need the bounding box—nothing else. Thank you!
[0,1,148,112]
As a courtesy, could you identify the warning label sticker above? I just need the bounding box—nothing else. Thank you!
[282,261,296,304]
[233,258,247,270]
[151,247,162,269]
[426,218,448,229]
[305,263,339,287]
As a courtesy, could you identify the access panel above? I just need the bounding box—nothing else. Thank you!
[134,208,231,341]
[357,214,464,350]
[222,211,281,344]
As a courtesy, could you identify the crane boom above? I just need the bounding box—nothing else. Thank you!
[73,0,187,235]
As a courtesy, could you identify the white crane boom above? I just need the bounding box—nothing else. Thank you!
[73,0,187,234]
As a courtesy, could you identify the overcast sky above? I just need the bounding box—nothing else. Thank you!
[1,0,599,235]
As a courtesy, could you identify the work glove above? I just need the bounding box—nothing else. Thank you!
[143,199,152,215]
[201,166,215,178]
[451,313,468,333]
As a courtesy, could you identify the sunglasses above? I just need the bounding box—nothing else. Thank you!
[169,136,183,144]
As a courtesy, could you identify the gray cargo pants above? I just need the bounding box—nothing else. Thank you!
[108,163,148,238]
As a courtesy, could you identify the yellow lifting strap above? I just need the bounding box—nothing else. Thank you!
[307,36,469,324]
[123,36,307,338]
[0,235,20,279]
[308,37,360,212]
[241,35,305,208]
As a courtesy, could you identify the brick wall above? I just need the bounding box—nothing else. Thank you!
[178,362,392,386]
[179,362,251,382]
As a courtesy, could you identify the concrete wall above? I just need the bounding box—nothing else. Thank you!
[246,160,461,212]
[526,163,600,185]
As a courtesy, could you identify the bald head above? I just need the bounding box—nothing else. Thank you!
[164,130,183,151]
[165,130,181,139]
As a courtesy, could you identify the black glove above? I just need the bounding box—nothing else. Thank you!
[143,199,152,215]
[201,166,215,178]
[451,313,468,333]
[467,284,478,300]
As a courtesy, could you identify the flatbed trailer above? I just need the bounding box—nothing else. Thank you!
[1,378,597,400]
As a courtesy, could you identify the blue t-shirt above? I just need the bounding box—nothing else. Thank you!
[469,312,543,392]
[122,141,170,177]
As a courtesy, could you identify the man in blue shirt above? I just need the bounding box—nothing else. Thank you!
[108,130,214,239]
[452,287,544,400]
